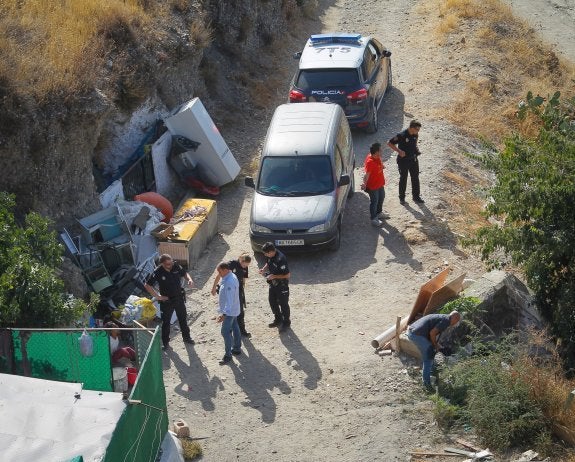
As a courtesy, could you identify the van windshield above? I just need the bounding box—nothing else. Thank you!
[257,156,334,196]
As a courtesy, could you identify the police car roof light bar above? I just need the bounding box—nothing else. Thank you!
[309,33,362,46]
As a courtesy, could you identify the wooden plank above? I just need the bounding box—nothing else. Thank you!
[410,451,463,457]
[395,316,402,353]
[423,273,467,316]
[445,447,475,457]
[455,438,480,452]
[133,320,154,334]
[407,267,451,324]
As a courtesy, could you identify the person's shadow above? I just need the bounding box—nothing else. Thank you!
[229,338,291,423]
[279,328,322,390]
[170,345,224,412]
[379,220,424,271]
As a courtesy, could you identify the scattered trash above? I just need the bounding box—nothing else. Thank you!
[513,450,539,462]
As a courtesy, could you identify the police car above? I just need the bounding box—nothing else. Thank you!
[288,33,392,133]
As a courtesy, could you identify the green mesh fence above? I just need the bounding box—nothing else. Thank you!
[103,328,168,462]
[11,330,113,391]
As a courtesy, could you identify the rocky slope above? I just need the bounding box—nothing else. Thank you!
[0,0,311,224]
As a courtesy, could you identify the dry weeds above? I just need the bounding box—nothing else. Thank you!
[515,331,575,446]
[190,20,213,50]
[0,0,153,98]
[430,0,575,143]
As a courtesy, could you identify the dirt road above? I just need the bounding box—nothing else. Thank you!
[161,1,574,460]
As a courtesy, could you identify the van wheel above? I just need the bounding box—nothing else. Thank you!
[366,103,378,134]
[329,223,341,251]
[348,167,355,198]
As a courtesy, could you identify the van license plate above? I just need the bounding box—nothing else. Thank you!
[275,239,304,246]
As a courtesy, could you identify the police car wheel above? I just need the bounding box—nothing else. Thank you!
[366,103,378,134]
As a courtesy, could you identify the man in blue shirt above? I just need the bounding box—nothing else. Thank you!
[406,311,461,389]
[215,261,242,365]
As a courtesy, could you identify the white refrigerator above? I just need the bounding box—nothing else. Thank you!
[164,98,241,187]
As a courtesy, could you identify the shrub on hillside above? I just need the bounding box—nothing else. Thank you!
[439,343,548,451]
[0,193,85,327]
[437,331,575,456]
[467,92,575,370]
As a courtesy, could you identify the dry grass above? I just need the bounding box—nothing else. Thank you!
[300,0,319,19]
[440,164,491,237]
[180,437,202,460]
[436,13,459,38]
[190,19,213,50]
[431,0,575,143]
[514,332,575,447]
[0,0,158,99]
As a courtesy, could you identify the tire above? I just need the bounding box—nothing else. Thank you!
[366,102,378,134]
[251,241,263,254]
[329,223,341,251]
[348,164,355,198]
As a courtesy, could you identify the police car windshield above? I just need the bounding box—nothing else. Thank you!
[257,156,334,196]
[296,69,360,90]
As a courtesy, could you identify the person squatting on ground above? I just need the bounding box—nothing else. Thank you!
[215,261,242,365]
[387,120,425,205]
[144,254,195,350]
[361,142,389,227]
[259,242,291,332]
[406,311,461,389]
[211,253,252,338]
[106,322,136,365]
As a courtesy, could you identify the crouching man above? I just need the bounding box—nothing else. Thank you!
[406,311,461,390]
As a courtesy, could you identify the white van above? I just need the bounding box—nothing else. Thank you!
[245,103,355,252]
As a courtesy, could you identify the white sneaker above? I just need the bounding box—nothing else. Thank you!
[378,211,390,219]
[371,218,383,227]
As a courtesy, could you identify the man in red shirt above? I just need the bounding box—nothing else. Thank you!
[361,142,389,227]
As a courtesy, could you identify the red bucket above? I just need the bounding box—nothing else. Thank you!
[127,367,138,386]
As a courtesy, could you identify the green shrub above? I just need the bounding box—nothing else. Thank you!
[468,92,575,369]
[438,296,482,315]
[0,193,85,327]
[431,395,461,430]
[439,347,549,451]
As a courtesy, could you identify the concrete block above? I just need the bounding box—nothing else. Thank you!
[172,418,190,438]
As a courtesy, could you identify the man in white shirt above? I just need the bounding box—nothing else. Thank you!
[215,262,242,365]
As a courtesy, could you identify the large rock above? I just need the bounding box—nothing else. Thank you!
[462,270,542,334]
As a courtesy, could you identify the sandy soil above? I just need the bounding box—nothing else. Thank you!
[160,1,575,461]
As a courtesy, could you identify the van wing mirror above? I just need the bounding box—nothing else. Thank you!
[338,174,351,187]
[383,50,392,58]
[245,177,255,188]
[293,51,302,59]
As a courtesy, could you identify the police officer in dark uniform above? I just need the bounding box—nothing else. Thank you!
[144,254,195,349]
[211,253,252,338]
[387,120,425,205]
[259,242,291,331]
